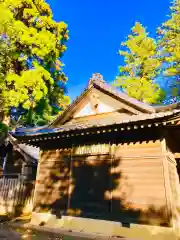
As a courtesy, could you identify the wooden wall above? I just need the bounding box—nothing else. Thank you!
[163,128,180,228]
[33,137,172,227]
[167,157,179,224]
[33,149,71,217]
[112,141,170,226]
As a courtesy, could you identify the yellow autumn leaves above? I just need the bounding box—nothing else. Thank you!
[0,0,69,119]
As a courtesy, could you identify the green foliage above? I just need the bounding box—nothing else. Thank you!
[0,0,70,126]
[0,122,8,136]
[0,3,15,90]
[157,0,180,77]
[0,39,13,85]
[114,22,165,104]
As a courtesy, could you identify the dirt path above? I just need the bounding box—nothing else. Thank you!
[0,226,86,239]
[0,227,87,239]
[0,224,133,240]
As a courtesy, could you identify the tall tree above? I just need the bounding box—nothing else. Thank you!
[0,0,70,126]
[157,0,180,102]
[114,22,165,104]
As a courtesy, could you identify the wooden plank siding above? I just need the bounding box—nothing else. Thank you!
[166,156,180,227]
[112,140,169,226]
[33,140,171,226]
[33,149,71,217]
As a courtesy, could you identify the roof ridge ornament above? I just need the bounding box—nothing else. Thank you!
[88,73,105,88]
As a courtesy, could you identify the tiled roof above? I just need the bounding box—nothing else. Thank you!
[18,143,39,161]
[10,73,180,140]
[8,134,39,162]
[154,102,180,112]
[49,73,155,126]
[13,73,179,134]
[93,80,155,113]
[11,109,180,138]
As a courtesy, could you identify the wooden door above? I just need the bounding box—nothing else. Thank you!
[69,154,112,219]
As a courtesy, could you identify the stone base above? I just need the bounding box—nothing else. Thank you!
[30,212,178,240]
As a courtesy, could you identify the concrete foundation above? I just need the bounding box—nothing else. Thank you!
[30,212,178,240]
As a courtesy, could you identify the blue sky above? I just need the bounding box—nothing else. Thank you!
[46,0,171,101]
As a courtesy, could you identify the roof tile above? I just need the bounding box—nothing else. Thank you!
[11,109,180,138]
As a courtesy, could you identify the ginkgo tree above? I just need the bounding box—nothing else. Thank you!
[0,0,70,126]
[114,22,165,104]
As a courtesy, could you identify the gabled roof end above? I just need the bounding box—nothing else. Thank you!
[88,73,105,88]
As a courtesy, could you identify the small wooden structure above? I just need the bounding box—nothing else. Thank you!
[0,134,39,179]
[0,100,38,177]
[0,134,38,216]
[11,73,180,239]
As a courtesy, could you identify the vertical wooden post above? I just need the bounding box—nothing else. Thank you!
[109,143,112,214]
[67,146,73,214]
[161,137,173,226]
[31,150,42,212]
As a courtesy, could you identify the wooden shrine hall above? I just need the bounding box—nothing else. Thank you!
[12,73,180,240]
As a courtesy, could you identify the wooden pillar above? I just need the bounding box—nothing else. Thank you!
[161,138,173,226]
[163,129,180,230]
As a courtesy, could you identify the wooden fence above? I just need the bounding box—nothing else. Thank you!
[0,174,35,216]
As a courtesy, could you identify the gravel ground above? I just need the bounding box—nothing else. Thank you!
[0,224,131,240]
[0,226,71,239]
